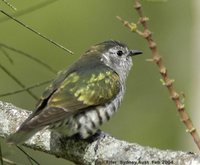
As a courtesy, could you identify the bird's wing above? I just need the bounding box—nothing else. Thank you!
[49,68,120,110]
[19,65,121,129]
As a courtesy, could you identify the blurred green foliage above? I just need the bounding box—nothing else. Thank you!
[0,0,194,164]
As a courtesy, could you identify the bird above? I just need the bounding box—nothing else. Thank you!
[7,40,142,144]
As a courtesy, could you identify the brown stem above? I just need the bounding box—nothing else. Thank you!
[134,0,200,151]
[117,0,200,151]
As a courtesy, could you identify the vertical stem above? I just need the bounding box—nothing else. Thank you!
[134,0,200,150]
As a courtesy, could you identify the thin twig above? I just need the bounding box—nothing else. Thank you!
[0,156,23,165]
[17,146,40,165]
[0,43,57,74]
[0,0,59,23]
[0,143,3,165]
[0,47,14,64]
[0,157,22,165]
[1,158,21,165]
[0,63,38,100]
[117,0,200,151]
[0,10,74,54]
[1,0,17,11]
[0,80,52,98]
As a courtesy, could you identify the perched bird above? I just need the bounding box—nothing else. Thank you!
[7,40,142,144]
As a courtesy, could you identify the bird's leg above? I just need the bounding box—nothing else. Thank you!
[84,129,107,143]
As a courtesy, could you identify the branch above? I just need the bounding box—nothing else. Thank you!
[117,0,200,151]
[0,10,74,54]
[0,101,199,164]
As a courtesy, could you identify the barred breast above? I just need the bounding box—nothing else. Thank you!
[51,88,125,139]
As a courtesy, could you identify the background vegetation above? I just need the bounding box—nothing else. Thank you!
[0,0,196,164]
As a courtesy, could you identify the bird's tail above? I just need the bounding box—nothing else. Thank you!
[7,127,40,145]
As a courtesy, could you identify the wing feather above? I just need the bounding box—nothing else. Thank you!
[19,64,120,130]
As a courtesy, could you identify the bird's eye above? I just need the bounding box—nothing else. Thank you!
[117,50,123,56]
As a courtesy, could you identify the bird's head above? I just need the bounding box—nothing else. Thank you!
[83,40,142,82]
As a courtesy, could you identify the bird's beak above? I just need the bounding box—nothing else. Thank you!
[129,50,143,56]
